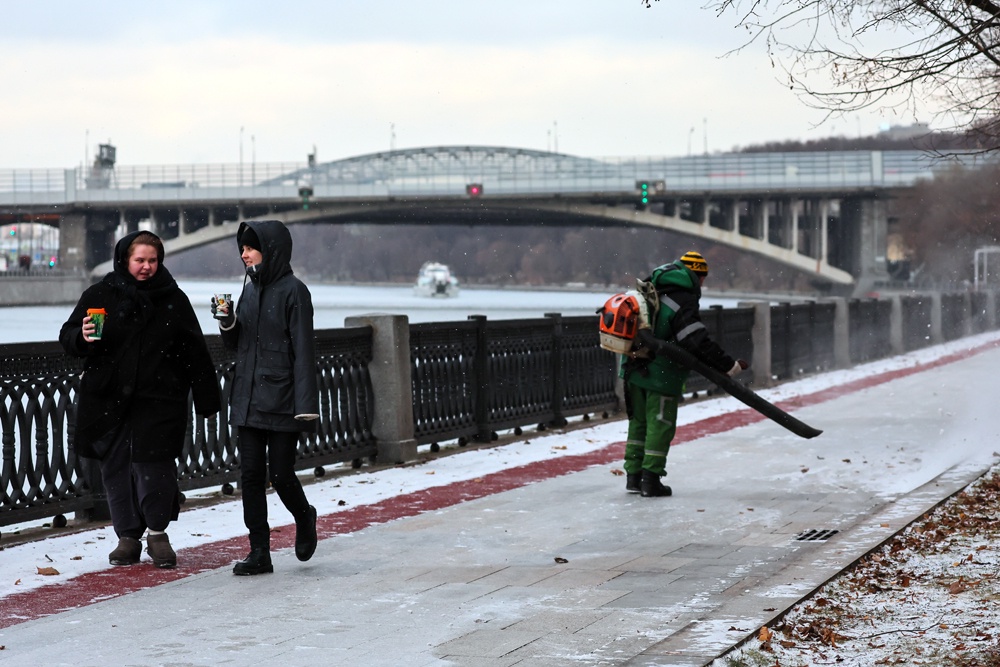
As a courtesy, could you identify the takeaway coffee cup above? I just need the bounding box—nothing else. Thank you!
[87,308,106,340]
[214,294,232,320]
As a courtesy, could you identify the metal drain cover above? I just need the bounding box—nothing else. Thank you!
[795,529,840,542]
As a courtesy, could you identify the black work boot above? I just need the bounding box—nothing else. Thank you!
[233,548,273,576]
[295,505,318,562]
[625,473,641,494]
[640,470,672,497]
[109,536,142,566]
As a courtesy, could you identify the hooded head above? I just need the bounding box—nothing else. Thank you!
[237,220,293,286]
[113,231,165,280]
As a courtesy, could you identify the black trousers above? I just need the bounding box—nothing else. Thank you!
[100,424,180,539]
[237,426,311,550]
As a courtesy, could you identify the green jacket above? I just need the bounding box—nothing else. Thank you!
[620,261,736,396]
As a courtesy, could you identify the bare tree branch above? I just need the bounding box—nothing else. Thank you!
[643,1,1000,148]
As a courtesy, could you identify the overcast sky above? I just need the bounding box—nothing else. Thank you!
[2,1,930,169]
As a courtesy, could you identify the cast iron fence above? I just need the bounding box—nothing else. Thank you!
[3,293,997,529]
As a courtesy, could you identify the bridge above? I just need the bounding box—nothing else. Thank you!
[0,146,984,295]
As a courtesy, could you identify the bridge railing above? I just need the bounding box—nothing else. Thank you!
[4,150,996,202]
[3,292,998,530]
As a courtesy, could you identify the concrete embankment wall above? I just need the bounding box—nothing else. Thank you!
[0,274,93,306]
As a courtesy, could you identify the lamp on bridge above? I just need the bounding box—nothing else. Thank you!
[466,183,483,198]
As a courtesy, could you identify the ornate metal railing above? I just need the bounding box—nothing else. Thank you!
[848,299,893,363]
[409,315,619,446]
[3,295,997,529]
[771,302,838,380]
[1,330,377,528]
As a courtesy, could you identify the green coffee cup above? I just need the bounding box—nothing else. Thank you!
[87,308,106,340]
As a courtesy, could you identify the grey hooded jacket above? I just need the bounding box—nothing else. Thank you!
[220,220,319,432]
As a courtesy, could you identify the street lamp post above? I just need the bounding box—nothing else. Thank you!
[239,126,244,186]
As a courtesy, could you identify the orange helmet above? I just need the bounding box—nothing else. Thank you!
[598,292,647,354]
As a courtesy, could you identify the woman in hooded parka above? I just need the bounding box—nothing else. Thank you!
[215,219,319,575]
[60,230,220,569]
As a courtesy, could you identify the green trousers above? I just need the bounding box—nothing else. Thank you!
[624,384,678,477]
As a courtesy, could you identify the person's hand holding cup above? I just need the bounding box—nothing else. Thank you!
[212,293,235,327]
[84,308,106,343]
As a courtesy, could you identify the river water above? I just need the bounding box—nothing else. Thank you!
[0,280,742,345]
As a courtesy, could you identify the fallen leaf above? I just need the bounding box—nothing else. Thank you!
[71,556,82,561]
[554,557,568,564]
[36,567,59,576]
[551,445,567,450]
[425,471,435,475]
[611,469,625,477]
[800,467,809,473]
[759,626,773,642]
[337,500,347,506]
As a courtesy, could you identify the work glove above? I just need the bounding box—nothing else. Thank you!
[211,296,236,328]
[727,359,749,377]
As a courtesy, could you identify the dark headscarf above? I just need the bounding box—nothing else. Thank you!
[106,230,178,325]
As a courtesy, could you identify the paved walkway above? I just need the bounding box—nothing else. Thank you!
[1,336,999,667]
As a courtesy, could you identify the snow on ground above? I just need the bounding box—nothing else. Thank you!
[711,461,1000,667]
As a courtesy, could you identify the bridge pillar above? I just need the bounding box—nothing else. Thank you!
[759,199,770,243]
[58,213,88,274]
[790,198,800,254]
[839,196,889,296]
[819,199,830,264]
[178,209,187,237]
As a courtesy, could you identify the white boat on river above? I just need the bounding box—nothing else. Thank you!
[413,262,460,297]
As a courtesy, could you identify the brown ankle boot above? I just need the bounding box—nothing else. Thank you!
[109,537,141,566]
[146,533,177,568]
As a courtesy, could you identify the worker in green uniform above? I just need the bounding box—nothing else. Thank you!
[622,251,748,497]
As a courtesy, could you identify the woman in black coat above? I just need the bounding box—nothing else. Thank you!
[60,230,220,569]
[215,219,319,575]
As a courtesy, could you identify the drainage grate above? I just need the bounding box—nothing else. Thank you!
[795,529,840,542]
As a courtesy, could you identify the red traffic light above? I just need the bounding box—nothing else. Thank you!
[466,183,483,197]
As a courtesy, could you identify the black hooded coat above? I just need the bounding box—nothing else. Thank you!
[221,220,319,433]
[59,230,221,461]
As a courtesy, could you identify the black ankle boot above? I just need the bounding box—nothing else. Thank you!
[233,548,273,576]
[625,473,641,494]
[295,505,318,562]
[640,470,672,497]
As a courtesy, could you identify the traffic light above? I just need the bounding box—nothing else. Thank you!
[466,183,483,198]
[8,226,15,236]
[298,185,314,210]
[48,256,57,268]
[636,181,649,205]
